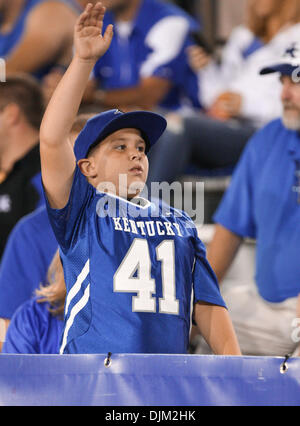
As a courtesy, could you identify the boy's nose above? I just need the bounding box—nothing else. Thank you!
[129,148,141,160]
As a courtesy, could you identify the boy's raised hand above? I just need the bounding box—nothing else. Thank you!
[74,2,113,62]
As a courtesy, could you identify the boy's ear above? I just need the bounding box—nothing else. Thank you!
[3,103,22,126]
[77,158,97,178]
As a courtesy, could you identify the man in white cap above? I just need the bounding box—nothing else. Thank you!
[194,42,300,357]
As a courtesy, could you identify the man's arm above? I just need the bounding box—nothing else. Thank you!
[89,76,171,110]
[194,302,241,355]
[87,14,194,110]
[5,2,76,75]
[0,319,10,352]
[207,224,243,283]
[39,3,113,209]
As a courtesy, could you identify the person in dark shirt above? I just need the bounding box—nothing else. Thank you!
[0,74,45,258]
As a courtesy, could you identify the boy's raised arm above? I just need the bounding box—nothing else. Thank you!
[39,3,113,209]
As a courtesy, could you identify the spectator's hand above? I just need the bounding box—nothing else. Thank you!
[187,45,212,72]
[42,68,65,104]
[74,2,113,63]
[207,91,243,121]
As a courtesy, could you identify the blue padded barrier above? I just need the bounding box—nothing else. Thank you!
[0,354,299,406]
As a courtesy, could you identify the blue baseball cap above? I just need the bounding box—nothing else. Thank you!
[74,109,167,161]
[260,42,300,76]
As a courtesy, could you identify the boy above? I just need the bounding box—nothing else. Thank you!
[40,2,241,355]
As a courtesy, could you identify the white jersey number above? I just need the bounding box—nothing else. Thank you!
[113,238,179,315]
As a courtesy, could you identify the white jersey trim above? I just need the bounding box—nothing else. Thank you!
[140,16,189,78]
[64,259,90,316]
[60,283,91,354]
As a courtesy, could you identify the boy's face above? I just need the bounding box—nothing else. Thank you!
[79,128,149,199]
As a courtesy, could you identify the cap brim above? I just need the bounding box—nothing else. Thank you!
[260,63,299,75]
[87,110,167,156]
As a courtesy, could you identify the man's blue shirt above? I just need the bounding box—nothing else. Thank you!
[214,119,300,302]
[93,0,201,111]
[0,206,58,318]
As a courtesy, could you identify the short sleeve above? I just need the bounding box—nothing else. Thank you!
[213,132,260,239]
[44,166,93,252]
[140,16,191,81]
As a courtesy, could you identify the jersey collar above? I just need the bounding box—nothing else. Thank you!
[96,189,152,210]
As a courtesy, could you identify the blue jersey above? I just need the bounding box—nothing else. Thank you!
[93,0,201,111]
[46,167,226,354]
[0,206,58,318]
[214,119,300,302]
[2,298,63,354]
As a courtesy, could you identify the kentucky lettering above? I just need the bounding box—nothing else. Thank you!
[112,217,183,237]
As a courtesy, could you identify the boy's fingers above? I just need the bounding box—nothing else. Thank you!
[83,2,94,20]
[77,2,105,30]
[91,2,106,17]
[104,24,114,37]
[103,24,114,45]
[76,3,93,29]
[85,2,94,11]
[94,1,105,11]
[93,4,106,29]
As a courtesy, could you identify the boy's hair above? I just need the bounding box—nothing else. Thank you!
[0,74,45,130]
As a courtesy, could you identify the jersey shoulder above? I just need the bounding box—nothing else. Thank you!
[152,198,196,229]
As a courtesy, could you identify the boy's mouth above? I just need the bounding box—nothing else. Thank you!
[129,165,143,175]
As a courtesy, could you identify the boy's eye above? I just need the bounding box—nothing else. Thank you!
[115,144,126,150]
[114,144,145,152]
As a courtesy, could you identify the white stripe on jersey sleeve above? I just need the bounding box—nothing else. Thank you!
[65,259,90,316]
[60,283,91,354]
[140,16,189,78]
